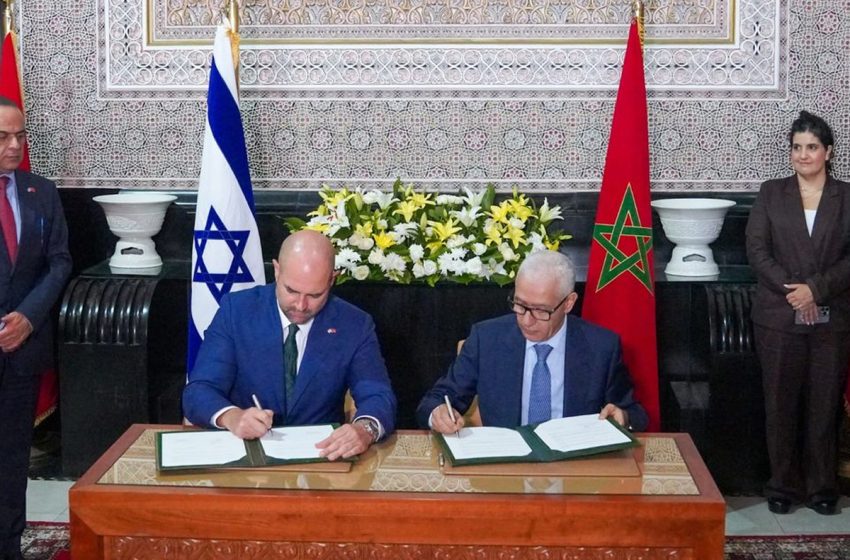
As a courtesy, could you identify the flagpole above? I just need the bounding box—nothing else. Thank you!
[226,0,240,80]
[3,0,13,37]
[632,0,644,45]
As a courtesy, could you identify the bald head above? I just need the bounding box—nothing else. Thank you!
[273,230,336,324]
[278,229,335,273]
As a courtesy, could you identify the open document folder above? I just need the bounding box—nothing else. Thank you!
[156,424,351,472]
[436,414,640,467]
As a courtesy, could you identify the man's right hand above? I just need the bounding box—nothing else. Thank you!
[218,407,273,439]
[430,403,465,435]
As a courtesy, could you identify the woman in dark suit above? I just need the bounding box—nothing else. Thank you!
[746,110,850,516]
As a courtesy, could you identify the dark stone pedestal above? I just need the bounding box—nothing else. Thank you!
[58,262,188,477]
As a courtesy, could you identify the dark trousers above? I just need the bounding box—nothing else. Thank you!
[0,365,39,558]
[754,325,850,504]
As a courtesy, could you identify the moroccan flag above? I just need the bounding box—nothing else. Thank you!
[1,30,57,425]
[0,32,31,170]
[187,24,264,375]
[581,19,660,431]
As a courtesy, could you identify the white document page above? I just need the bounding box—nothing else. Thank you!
[160,431,247,468]
[533,414,631,453]
[260,425,335,460]
[443,426,533,460]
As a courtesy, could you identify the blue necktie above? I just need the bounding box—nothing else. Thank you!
[284,323,299,408]
[528,343,553,425]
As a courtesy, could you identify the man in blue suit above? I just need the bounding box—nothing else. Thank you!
[183,230,396,460]
[0,97,71,560]
[417,250,648,434]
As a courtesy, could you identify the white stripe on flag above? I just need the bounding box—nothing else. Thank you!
[188,25,264,373]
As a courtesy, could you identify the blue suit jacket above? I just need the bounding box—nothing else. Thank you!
[415,313,649,431]
[0,171,71,377]
[183,285,397,435]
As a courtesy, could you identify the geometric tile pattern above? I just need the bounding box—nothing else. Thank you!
[13,0,850,192]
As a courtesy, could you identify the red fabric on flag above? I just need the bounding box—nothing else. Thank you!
[581,20,660,431]
[1,31,56,425]
[0,32,31,171]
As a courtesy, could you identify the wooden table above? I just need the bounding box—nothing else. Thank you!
[70,425,725,559]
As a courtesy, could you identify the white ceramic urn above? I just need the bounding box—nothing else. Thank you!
[651,198,735,277]
[94,193,177,270]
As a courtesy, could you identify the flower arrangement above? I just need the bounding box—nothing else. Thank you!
[284,179,571,286]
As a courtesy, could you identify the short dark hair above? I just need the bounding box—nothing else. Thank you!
[788,110,835,173]
[0,96,19,109]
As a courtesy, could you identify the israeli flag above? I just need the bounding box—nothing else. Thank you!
[188,25,264,374]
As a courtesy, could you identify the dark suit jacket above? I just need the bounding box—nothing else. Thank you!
[0,171,71,376]
[182,285,397,434]
[415,314,649,431]
[746,175,850,332]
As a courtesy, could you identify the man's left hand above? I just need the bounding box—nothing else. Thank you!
[316,423,372,461]
[599,403,629,429]
[0,312,33,353]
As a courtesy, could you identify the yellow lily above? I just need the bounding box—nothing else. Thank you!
[373,230,396,251]
[507,198,534,222]
[425,218,462,253]
[394,200,420,223]
[489,201,512,224]
[320,187,353,208]
[408,191,434,209]
[354,221,373,238]
[429,218,462,241]
[504,225,526,248]
[305,222,329,233]
[484,223,503,246]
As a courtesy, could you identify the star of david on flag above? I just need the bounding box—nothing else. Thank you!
[188,24,264,374]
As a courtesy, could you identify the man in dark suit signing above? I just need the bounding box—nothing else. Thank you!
[183,229,397,460]
[0,97,71,560]
[417,250,648,434]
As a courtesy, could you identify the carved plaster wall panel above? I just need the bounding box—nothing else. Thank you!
[108,0,775,96]
[13,1,850,191]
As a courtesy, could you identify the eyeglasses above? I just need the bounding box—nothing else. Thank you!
[507,293,570,321]
[0,130,28,145]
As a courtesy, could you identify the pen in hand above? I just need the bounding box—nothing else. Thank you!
[444,394,460,437]
[251,394,272,436]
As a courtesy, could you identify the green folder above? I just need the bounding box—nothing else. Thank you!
[155,424,350,472]
[435,416,640,467]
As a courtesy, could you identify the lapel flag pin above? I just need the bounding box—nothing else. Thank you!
[27,187,36,193]
[327,328,337,334]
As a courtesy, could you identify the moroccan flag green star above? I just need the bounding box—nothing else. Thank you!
[592,184,653,293]
[582,16,660,431]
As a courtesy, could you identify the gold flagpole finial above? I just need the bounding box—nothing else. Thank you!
[227,0,239,35]
[224,0,240,79]
[3,0,15,37]
[632,0,645,45]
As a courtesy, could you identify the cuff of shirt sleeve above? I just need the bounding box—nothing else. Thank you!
[211,405,237,429]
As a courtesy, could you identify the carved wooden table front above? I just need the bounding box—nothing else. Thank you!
[69,425,725,559]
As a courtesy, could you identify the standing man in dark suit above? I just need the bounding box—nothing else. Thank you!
[417,250,648,434]
[0,96,71,560]
[183,230,396,460]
